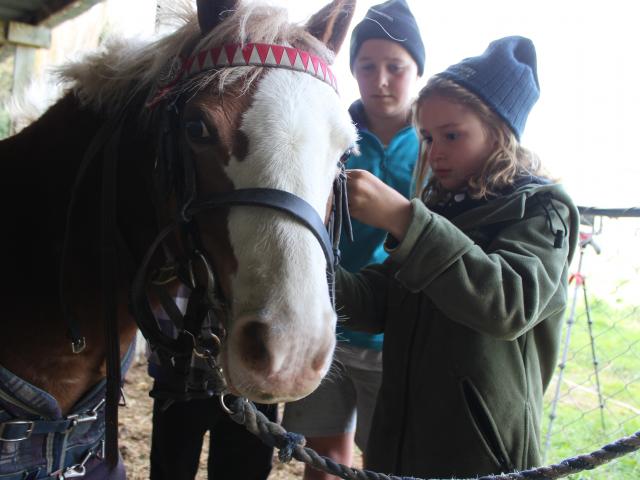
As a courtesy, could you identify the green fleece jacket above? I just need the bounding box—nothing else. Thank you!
[336,183,579,478]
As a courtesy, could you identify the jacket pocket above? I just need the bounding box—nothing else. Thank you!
[460,377,514,472]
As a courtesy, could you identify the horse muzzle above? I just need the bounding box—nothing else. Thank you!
[221,312,336,403]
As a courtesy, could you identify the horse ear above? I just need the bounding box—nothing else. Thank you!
[196,0,237,36]
[306,0,357,54]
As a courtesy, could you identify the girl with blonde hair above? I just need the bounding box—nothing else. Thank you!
[338,36,580,477]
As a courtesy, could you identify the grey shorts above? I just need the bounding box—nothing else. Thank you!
[281,344,382,452]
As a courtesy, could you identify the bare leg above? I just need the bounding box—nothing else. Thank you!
[303,432,355,480]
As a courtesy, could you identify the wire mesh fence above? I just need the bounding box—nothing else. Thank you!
[542,208,640,479]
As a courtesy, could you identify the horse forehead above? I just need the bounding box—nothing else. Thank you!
[241,69,355,150]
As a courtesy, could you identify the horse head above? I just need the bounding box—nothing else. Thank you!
[55,0,357,403]
[185,0,357,402]
[0,0,356,410]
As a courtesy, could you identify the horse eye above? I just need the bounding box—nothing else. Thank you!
[185,120,211,140]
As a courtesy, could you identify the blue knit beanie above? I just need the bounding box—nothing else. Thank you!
[349,0,425,76]
[439,36,539,140]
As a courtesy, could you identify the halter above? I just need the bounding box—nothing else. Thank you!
[130,43,352,405]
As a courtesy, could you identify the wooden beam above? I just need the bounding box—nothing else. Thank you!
[6,21,51,48]
[37,0,105,27]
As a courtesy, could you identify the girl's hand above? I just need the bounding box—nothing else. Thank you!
[346,169,413,241]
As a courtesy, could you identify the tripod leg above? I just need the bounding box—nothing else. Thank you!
[543,250,584,462]
[583,279,606,431]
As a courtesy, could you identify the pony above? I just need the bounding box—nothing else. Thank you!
[0,0,357,477]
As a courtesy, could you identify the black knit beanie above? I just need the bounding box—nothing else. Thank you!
[349,0,425,76]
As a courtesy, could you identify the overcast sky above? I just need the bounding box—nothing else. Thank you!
[287,0,640,208]
[115,0,639,207]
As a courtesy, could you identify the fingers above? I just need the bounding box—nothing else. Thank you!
[345,169,377,191]
[345,170,372,206]
[345,168,368,184]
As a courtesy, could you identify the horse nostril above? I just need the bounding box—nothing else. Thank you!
[311,337,333,372]
[311,350,327,372]
[239,321,271,372]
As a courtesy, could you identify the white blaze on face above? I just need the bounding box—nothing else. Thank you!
[222,68,357,402]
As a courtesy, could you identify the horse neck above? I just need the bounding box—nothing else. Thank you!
[0,93,157,412]
[1,93,100,295]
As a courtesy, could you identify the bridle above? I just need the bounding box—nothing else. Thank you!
[55,41,351,470]
[130,42,353,404]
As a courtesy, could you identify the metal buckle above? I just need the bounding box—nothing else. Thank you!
[59,465,87,479]
[0,420,34,442]
[71,337,86,354]
[56,439,104,479]
[58,447,94,479]
[65,412,98,431]
[65,398,105,432]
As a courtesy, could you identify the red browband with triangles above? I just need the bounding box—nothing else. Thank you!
[150,42,339,106]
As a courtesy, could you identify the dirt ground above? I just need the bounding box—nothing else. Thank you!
[119,359,360,479]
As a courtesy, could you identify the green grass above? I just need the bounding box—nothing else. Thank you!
[0,108,10,139]
[541,295,640,479]
[0,44,14,140]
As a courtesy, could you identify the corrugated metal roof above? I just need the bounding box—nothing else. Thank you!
[0,0,102,26]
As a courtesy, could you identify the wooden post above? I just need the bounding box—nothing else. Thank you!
[0,43,13,138]
[2,22,52,135]
[8,22,51,91]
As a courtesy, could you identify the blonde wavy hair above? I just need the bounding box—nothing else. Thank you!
[413,76,549,205]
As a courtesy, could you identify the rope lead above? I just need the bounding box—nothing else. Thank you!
[226,398,640,480]
[278,432,305,463]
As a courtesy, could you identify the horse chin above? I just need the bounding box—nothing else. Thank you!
[220,315,336,403]
[222,365,329,404]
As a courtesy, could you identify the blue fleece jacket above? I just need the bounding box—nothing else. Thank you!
[337,100,419,350]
